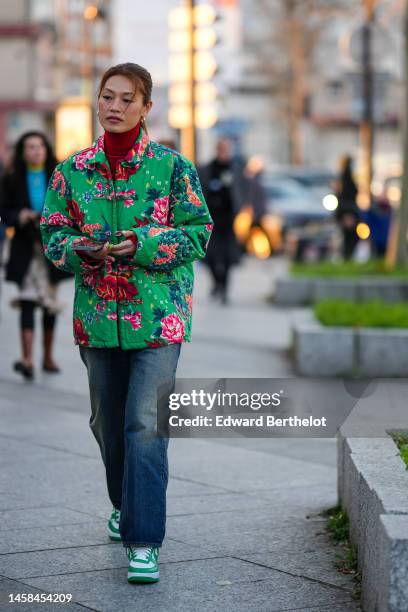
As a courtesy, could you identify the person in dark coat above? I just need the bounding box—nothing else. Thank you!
[0,131,70,379]
[199,138,246,303]
[334,155,361,260]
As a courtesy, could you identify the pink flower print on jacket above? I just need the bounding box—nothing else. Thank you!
[72,148,95,171]
[51,170,67,197]
[152,196,169,225]
[116,189,137,208]
[160,313,185,342]
[46,212,73,227]
[153,242,178,266]
[123,312,142,330]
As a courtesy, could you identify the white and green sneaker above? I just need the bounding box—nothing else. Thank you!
[127,546,160,583]
[107,508,121,541]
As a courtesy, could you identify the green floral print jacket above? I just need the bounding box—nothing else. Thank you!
[40,128,214,349]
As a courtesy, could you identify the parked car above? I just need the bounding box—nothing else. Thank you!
[263,174,333,230]
[263,173,339,260]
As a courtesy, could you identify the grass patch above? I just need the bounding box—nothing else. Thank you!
[322,505,361,599]
[390,431,408,469]
[314,299,408,328]
[291,260,408,278]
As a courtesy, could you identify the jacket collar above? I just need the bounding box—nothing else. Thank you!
[83,126,150,169]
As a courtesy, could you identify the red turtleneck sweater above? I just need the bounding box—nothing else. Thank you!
[104,122,140,177]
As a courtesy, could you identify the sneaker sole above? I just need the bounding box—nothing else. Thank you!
[107,525,121,541]
[128,571,159,583]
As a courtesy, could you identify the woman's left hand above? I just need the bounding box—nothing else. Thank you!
[110,230,138,257]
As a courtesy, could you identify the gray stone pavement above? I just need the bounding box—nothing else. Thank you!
[0,256,360,611]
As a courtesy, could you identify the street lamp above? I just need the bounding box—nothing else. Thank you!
[83,3,107,138]
[168,1,218,161]
[360,0,376,209]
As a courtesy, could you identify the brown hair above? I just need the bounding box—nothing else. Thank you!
[98,63,153,131]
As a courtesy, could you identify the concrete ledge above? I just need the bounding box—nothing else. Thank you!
[293,323,354,376]
[273,277,313,305]
[294,318,408,377]
[358,329,408,377]
[378,515,408,612]
[338,430,408,612]
[275,277,408,306]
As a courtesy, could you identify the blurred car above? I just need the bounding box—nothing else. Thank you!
[263,173,333,231]
[282,168,336,201]
[234,169,340,260]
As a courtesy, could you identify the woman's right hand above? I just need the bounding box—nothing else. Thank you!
[19,208,38,225]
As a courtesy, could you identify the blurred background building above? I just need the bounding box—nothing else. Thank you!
[0,0,404,180]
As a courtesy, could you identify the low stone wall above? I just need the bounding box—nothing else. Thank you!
[293,316,408,376]
[337,433,408,612]
[275,277,408,306]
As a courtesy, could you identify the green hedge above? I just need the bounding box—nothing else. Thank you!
[292,260,408,278]
[390,432,408,469]
[314,299,408,328]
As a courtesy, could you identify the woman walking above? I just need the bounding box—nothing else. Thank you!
[334,154,360,260]
[40,63,213,583]
[1,132,69,379]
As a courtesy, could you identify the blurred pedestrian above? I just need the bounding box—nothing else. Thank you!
[245,155,267,225]
[0,132,69,379]
[199,138,246,303]
[40,63,213,584]
[334,154,360,260]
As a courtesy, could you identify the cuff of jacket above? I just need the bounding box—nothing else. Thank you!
[66,238,93,273]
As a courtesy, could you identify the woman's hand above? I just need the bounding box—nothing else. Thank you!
[19,208,38,225]
[110,231,137,257]
[73,240,115,263]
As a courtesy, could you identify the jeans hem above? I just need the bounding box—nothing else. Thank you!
[122,542,162,548]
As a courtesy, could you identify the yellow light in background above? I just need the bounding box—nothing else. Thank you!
[233,207,253,243]
[387,185,401,204]
[194,51,217,80]
[194,4,216,26]
[6,227,15,239]
[169,83,191,105]
[260,214,282,251]
[168,6,190,29]
[246,155,265,175]
[322,193,338,211]
[356,222,370,240]
[169,30,190,52]
[195,104,217,129]
[168,105,192,129]
[83,5,98,20]
[247,227,271,259]
[169,55,191,82]
[56,100,92,160]
[194,27,217,50]
[371,181,383,197]
[357,192,370,210]
[195,82,217,103]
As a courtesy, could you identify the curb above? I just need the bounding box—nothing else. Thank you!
[293,317,408,377]
[275,277,408,306]
[337,432,408,612]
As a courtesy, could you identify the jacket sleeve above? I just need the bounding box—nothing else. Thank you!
[131,155,213,271]
[40,163,88,275]
[1,175,21,228]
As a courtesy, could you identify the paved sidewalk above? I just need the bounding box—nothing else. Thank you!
[0,257,360,611]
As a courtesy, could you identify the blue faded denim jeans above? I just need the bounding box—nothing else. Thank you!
[79,343,181,547]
